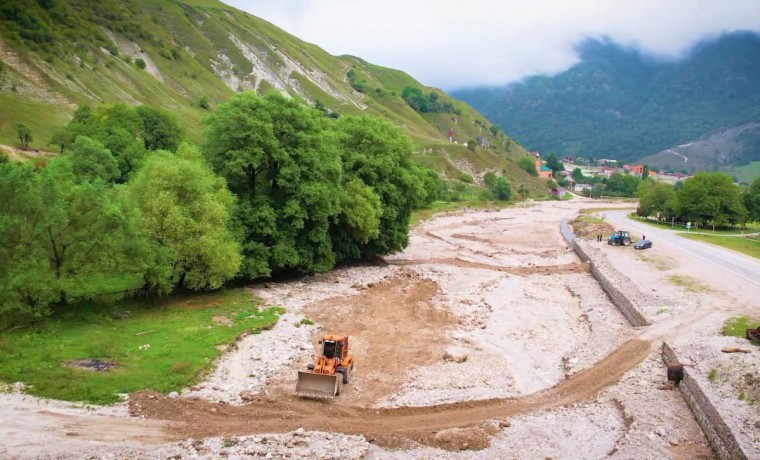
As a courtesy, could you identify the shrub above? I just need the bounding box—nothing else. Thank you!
[517,156,538,176]
[483,171,497,188]
[490,177,512,201]
[458,172,474,183]
[135,58,146,69]
[105,43,118,56]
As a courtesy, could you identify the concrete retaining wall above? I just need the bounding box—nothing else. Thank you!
[560,216,748,459]
[662,343,748,460]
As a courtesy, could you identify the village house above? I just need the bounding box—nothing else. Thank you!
[535,158,553,179]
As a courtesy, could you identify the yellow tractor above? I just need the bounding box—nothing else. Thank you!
[295,334,354,399]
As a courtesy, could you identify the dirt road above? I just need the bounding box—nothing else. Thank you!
[129,339,651,449]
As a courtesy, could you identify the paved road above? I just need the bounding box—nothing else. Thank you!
[604,210,760,288]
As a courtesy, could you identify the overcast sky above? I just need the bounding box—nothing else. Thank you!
[226,0,760,90]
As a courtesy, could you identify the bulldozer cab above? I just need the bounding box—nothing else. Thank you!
[617,230,630,238]
[322,340,339,359]
[320,335,348,360]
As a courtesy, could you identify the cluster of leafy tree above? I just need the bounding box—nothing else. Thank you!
[66,103,183,181]
[346,68,368,94]
[453,33,760,165]
[637,172,756,229]
[0,102,237,327]
[746,177,760,223]
[203,92,437,276]
[314,100,340,119]
[401,86,460,114]
[570,167,642,197]
[604,173,641,197]
[1,94,443,330]
[483,171,512,201]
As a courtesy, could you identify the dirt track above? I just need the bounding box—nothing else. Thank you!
[130,338,650,449]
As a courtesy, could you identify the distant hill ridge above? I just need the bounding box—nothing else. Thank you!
[453,31,760,170]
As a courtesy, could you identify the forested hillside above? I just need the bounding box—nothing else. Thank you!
[453,32,760,167]
[0,0,543,188]
[0,0,555,331]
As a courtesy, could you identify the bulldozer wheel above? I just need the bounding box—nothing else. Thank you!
[335,379,342,396]
[342,368,350,384]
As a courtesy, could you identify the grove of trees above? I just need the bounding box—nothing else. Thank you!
[401,86,459,114]
[637,172,757,229]
[0,93,444,330]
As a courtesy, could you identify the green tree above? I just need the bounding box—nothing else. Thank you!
[14,123,32,148]
[490,177,512,201]
[136,105,183,151]
[127,145,241,290]
[676,172,746,229]
[67,136,120,183]
[517,156,538,176]
[67,103,146,181]
[571,167,585,183]
[49,130,72,154]
[333,115,425,261]
[330,178,382,261]
[483,171,498,188]
[636,178,675,218]
[203,92,342,277]
[745,176,760,222]
[0,159,148,314]
[605,173,641,197]
[417,167,445,204]
[0,162,56,327]
[544,153,563,177]
[134,58,146,69]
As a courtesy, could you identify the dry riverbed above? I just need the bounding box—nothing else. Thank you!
[5,199,750,459]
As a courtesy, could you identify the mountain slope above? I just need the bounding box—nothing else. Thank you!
[0,0,543,190]
[453,32,760,168]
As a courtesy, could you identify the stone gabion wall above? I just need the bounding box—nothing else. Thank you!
[661,343,748,460]
[560,218,649,327]
[561,216,747,459]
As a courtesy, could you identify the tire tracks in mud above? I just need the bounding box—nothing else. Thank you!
[129,338,652,450]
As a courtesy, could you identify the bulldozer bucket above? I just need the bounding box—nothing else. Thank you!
[296,371,341,399]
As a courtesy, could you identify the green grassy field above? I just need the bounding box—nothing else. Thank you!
[0,93,70,147]
[723,316,759,338]
[724,161,760,184]
[680,233,760,259]
[0,289,281,404]
[410,193,510,226]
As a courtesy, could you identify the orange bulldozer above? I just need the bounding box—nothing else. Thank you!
[295,334,355,399]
